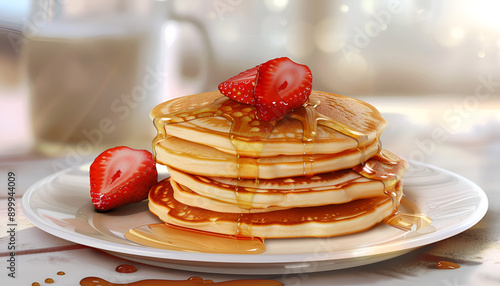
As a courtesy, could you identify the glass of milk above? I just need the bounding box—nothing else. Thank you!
[22,0,211,158]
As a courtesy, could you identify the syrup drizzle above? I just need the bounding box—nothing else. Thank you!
[288,99,319,177]
[221,100,277,235]
[80,276,282,286]
[289,98,372,176]
[153,96,227,159]
[153,97,278,236]
[353,149,403,190]
[291,101,431,232]
[353,149,432,231]
[300,98,370,146]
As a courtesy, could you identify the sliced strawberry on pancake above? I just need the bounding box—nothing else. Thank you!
[218,65,259,105]
[254,57,312,121]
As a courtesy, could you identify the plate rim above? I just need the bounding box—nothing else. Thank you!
[21,160,489,265]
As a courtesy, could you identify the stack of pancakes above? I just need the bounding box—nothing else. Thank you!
[148,91,408,238]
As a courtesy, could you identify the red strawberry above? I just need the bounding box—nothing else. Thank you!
[218,65,259,105]
[89,146,158,211]
[254,57,312,121]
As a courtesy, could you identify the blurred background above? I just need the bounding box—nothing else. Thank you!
[1,0,499,161]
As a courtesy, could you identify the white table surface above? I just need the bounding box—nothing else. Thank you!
[1,94,500,285]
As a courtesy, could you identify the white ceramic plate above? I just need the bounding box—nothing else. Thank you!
[22,161,488,275]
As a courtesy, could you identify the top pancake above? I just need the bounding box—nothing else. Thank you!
[150,91,386,157]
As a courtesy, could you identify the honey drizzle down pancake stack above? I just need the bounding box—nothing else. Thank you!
[148,89,413,238]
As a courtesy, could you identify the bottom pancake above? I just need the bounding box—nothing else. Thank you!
[148,178,402,238]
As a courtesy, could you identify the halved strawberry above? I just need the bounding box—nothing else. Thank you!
[254,57,312,121]
[89,146,158,211]
[218,65,259,105]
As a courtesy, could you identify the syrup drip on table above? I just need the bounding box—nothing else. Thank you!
[31,266,280,285]
[80,276,282,286]
[32,271,66,285]
[435,261,460,269]
[116,264,137,273]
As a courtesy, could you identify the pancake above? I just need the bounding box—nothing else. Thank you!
[148,178,402,238]
[155,135,381,179]
[168,149,409,211]
[151,90,386,158]
[170,179,289,213]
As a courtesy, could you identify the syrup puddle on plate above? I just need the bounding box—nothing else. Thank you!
[385,212,433,232]
[125,223,266,254]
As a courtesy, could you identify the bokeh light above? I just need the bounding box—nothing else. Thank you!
[314,18,344,54]
[264,0,289,12]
